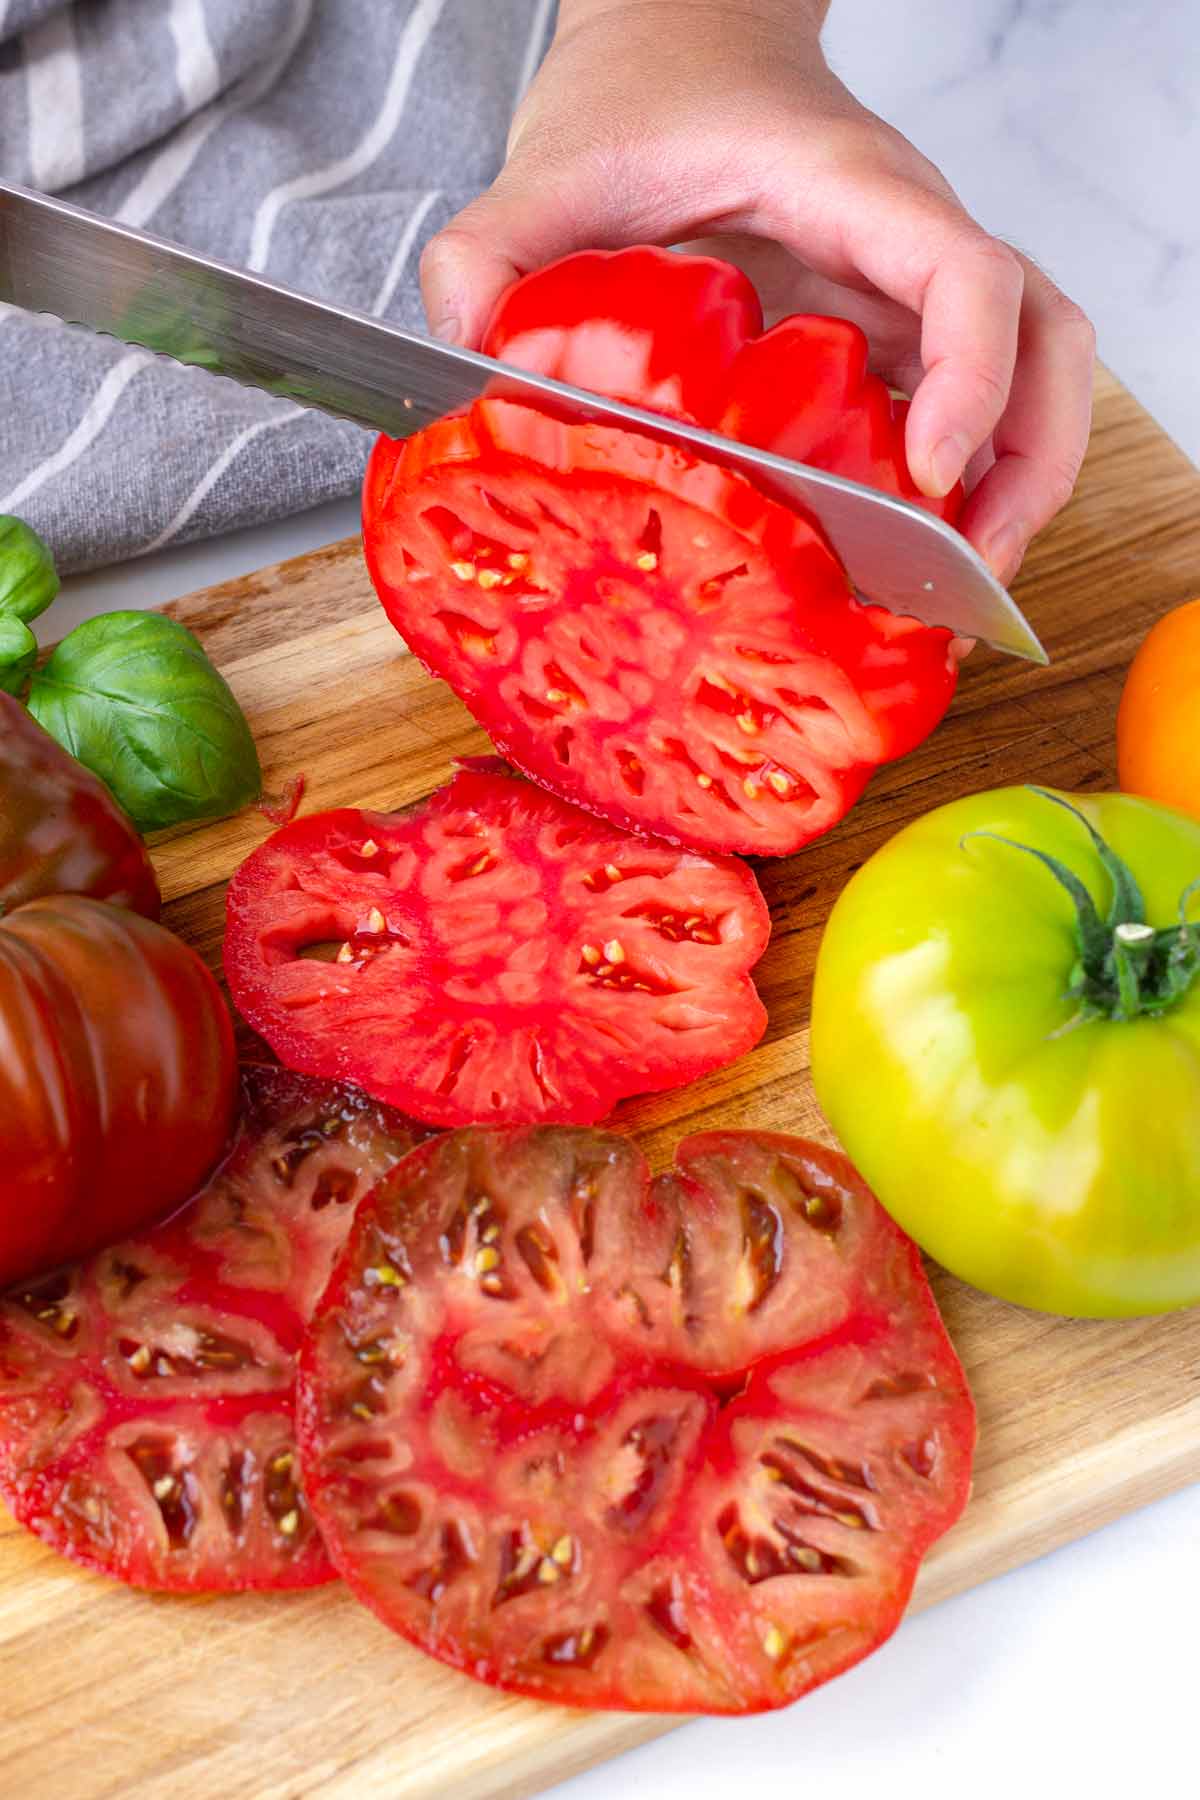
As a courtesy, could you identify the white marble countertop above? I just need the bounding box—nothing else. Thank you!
[52,2,1200,1794]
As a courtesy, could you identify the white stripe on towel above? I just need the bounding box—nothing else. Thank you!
[247,0,447,273]
[25,9,85,190]
[141,405,303,553]
[115,0,314,229]
[0,351,151,514]
[166,0,222,114]
[371,189,440,316]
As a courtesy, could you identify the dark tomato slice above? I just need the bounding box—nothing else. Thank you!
[0,1066,429,1592]
[223,760,769,1128]
[297,1127,974,1713]
[364,400,959,857]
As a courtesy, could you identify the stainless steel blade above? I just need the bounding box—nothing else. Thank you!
[0,179,1046,661]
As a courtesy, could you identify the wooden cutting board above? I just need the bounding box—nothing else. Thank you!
[2,369,1199,1800]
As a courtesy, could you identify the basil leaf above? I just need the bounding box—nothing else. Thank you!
[27,610,261,832]
[0,515,59,625]
[0,615,37,696]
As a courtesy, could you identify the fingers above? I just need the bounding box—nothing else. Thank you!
[956,256,1096,582]
[904,234,1024,497]
[758,158,1091,567]
[761,170,1026,497]
[419,159,599,347]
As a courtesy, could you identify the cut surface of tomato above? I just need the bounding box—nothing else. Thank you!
[223,760,770,1127]
[0,1066,428,1592]
[364,402,958,856]
[297,1127,974,1713]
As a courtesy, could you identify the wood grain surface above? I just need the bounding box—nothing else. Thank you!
[2,369,1199,1800]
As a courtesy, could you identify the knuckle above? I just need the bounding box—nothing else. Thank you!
[961,233,1025,293]
[1041,452,1086,514]
[967,358,1013,416]
[1047,292,1097,357]
[418,224,475,278]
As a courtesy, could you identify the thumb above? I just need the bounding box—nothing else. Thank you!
[420,151,618,349]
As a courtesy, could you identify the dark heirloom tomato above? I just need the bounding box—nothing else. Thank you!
[224,760,769,1127]
[364,405,958,857]
[0,1066,429,1591]
[297,1128,973,1714]
[0,691,159,916]
[0,895,236,1286]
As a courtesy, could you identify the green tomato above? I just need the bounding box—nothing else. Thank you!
[810,785,1200,1318]
[0,514,59,625]
[27,610,261,832]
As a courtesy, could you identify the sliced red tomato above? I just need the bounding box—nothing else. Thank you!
[223,760,769,1127]
[297,1127,974,1713]
[0,1065,429,1592]
[364,404,958,857]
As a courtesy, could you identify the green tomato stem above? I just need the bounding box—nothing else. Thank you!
[964,789,1200,1024]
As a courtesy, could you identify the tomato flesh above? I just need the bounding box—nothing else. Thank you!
[297,1127,974,1712]
[0,1066,428,1591]
[365,402,958,857]
[224,760,769,1127]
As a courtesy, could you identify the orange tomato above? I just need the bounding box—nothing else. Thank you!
[1117,598,1200,819]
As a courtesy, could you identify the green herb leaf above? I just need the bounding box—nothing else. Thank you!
[0,615,37,696]
[27,610,261,832]
[0,515,60,625]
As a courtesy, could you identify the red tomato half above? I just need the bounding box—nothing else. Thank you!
[297,1127,974,1714]
[0,895,236,1286]
[0,1066,429,1592]
[365,405,958,857]
[224,761,770,1126]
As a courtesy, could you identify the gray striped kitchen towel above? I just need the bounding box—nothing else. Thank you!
[0,0,556,572]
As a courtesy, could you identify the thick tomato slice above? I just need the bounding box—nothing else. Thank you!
[0,1066,428,1592]
[223,760,769,1127]
[364,402,958,856]
[297,1127,974,1713]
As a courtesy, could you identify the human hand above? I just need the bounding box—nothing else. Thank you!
[419,0,1095,585]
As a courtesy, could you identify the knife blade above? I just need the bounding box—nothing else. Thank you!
[0,179,1045,662]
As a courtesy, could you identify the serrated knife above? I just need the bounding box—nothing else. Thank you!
[0,179,1045,662]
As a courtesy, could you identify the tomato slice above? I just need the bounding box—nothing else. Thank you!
[223,760,769,1127]
[364,401,959,857]
[0,1066,428,1592]
[297,1127,974,1713]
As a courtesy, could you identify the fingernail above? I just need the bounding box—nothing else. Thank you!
[982,520,1028,584]
[432,315,462,345]
[927,434,971,498]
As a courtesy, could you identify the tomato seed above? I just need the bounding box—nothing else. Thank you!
[450,561,476,582]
